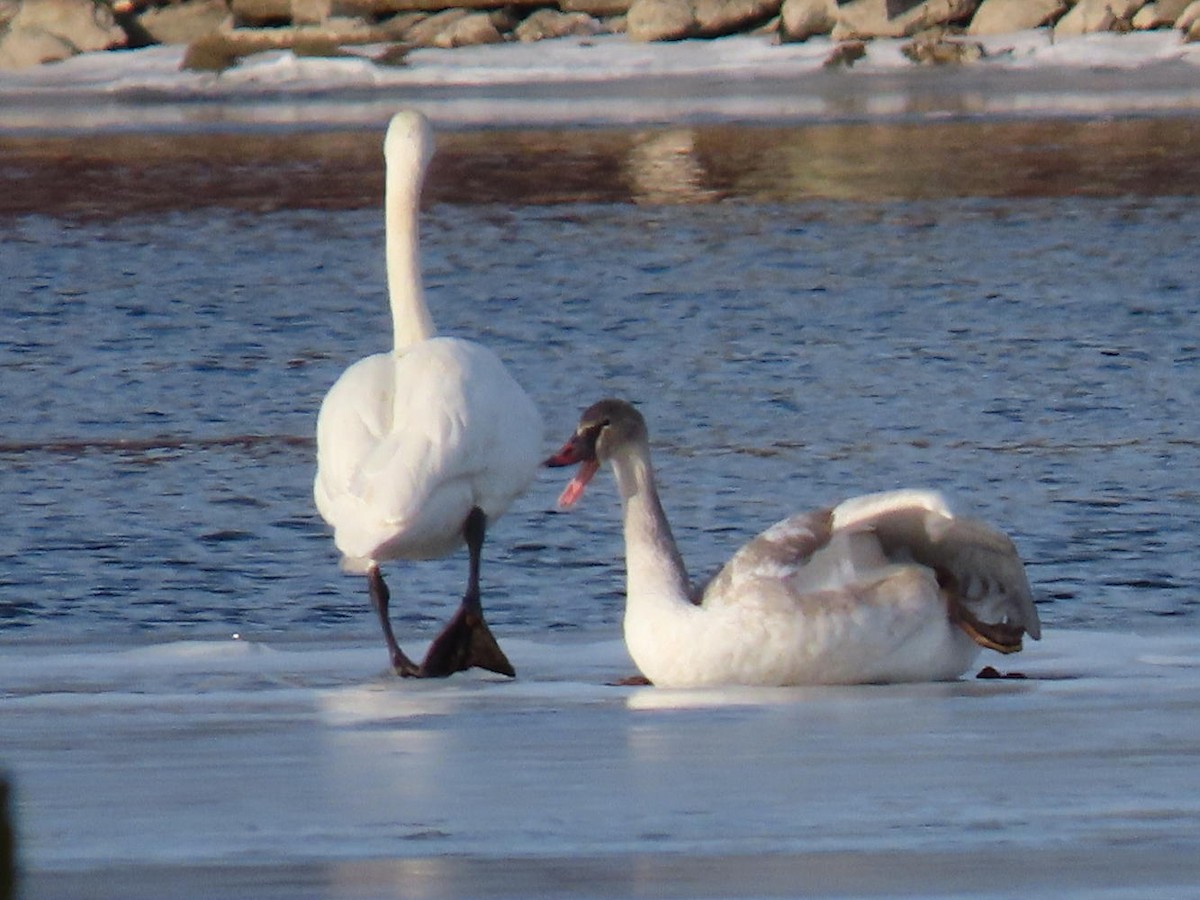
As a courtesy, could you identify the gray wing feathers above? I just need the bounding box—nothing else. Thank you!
[693,508,835,606]
[872,509,1041,640]
[694,498,1040,646]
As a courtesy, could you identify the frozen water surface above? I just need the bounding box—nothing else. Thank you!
[4,28,1200,899]
[6,631,1200,898]
[2,32,1200,130]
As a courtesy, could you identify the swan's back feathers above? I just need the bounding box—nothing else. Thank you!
[696,508,837,607]
[314,336,542,567]
[697,489,1039,650]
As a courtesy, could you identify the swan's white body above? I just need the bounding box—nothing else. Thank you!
[313,111,540,675]
[314,336,541,571]
[549,400,1040,689]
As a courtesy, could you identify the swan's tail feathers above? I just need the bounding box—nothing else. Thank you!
[419,601,516,678]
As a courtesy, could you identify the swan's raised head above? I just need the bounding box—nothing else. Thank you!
[384,110,436,181]
[544,398,646,509]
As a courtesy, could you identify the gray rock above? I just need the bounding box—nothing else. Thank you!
[363,0,544,9]
[514,8,602,40]
[138,0,230,45]
[1130,2,1159,26]
[780,0,837,41]
[901,31,985,61]
[1054,0,1144,35]
[626,0,695,40]
[402,7,468,44]
[831,0,977,40]
[181,29,243,69]
[432,9,502,45]
[1155,0,1198,21]
[626,0,781,40]
[822,37,866,64]
[292,0,332,24]
[233,0,541,17]
[693,0,781,35]
[230,0,290,25]
[0,24,72,67]
[967,0,1066,34]
[561,0,631,15]
[179,14,409,69]
[0,0,126,68]
[1179,0,1200,34]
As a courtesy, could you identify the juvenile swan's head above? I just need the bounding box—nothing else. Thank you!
[544,399,648,508]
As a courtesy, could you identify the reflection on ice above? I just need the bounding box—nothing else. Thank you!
[619,677,1036,711]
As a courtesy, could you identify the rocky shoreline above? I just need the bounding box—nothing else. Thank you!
[2,0,1200,73]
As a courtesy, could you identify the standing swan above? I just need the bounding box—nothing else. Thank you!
[546,399,1040,688]
[314,111,542,678]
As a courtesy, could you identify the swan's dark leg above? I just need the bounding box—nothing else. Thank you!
[367,566,421,677]
[420,507,516,678]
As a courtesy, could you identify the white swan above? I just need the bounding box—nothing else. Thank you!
[546,399,1041,688]
[314,111,542,678]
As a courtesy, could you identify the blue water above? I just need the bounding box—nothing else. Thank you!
[3,194,1199,653]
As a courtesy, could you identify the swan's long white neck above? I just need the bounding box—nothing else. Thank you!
[609,444,692,610]
[385,146,436,352]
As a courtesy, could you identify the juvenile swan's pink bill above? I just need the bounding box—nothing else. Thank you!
[556,460,599,509]
[544,436,599,510]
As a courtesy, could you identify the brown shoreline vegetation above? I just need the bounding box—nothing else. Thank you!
[1,0,1199,72]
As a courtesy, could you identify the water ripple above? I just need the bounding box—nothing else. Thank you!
[2,194,1198,641]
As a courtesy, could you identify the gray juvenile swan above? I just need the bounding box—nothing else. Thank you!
[547,398,1040,688]
[314,111,542,678]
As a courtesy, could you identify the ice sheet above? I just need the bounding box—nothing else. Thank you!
[3,32,1200,131]
[5,25,1200,899]
[5,629,1200,897]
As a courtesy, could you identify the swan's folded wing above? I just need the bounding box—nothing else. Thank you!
[346,403,471,520]
[866,506,1042,646]
[316,374,467,522]
[695,508,837,608]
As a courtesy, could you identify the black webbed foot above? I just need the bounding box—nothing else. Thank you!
[418,600,515,678]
